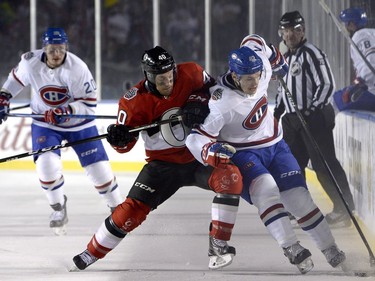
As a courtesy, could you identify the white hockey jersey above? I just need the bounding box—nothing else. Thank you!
[2,49,97,131]
[186,35,283,164]
[351,28,375,94]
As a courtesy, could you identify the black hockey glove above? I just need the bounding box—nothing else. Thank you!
[106,124,134,147]
[182,91,210,128]
[344,77,368,103]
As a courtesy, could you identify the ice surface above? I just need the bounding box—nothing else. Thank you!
[0,170,373,281]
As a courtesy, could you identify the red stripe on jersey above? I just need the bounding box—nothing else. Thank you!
[192,127,218,140]
[145,147,195,163]
[241,36,264,47]
[12,69,25,87]
[74,97,97,102]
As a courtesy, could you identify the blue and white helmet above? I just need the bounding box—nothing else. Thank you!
[42,27,68,46]
[339,7,367,28]
[228,46,263,75]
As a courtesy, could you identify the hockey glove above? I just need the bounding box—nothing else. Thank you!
[269,44,289,79]
[182,91,210,128]
[106,124,134,147]
[343,77,368,103]
[0,91,11,125]
[201,142,236,169]
[44,106,72,125]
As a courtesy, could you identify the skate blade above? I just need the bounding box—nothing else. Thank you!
[297,257,314,274]
[68,264,80,272]
[208,253,234,270]
[51,224,67,236]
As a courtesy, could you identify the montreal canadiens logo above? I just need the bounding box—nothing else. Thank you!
[39,85,70,106]
[242,96,268,130]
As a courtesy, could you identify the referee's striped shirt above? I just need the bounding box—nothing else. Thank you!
[275,40,335,114]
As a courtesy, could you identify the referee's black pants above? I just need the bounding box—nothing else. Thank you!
[281,104,355,213]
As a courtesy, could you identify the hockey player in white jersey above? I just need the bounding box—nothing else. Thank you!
[0,27,123,235]
[333,7,375,112]
[186,34,346,274]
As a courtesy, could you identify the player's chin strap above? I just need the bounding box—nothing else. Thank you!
[0,115,183,163]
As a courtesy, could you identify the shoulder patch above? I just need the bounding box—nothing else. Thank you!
[211,88,223,101]
[23,52,34,60]
[123,87,138,100]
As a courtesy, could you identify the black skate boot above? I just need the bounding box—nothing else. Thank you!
[208,236,236,270]
[72,249,98,271]
[283,242,314,274]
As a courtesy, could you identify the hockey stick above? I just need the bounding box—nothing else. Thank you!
[319,0,375,77]
[278,77,375,267]
[9,104,30,111]
[0,115,183,163]
[6,113,117,119]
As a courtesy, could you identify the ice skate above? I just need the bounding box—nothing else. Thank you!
[322,244,346,268]
[49,195,68,235]
[283,242,314,274]
[71,249,98,271]
[208,236,236,270]
[325,210,351,228]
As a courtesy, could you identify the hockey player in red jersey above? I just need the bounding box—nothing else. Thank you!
[72,46,242,270]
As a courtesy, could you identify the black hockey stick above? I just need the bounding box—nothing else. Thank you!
[7,113,117,119]
[9,104,30,111]
[278,77,375,267]
[0,115,183,163]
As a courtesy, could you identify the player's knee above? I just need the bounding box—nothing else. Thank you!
[250,174,282,212]
[111,197,151,233]
[35,152,62,181]
[209,165,242,194]
[85,161,114,186]
[281,186,318,218]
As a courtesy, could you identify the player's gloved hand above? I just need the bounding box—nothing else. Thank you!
[0,91,11,125]
[269,44,289,79]
[44,106,71,125]
[201,142,236,169]
[106,124,134,147]
[343,77,368,103]
[182,91,210,128]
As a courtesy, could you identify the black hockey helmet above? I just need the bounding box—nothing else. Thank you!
[279,11,305,29]
[141,46,176,84]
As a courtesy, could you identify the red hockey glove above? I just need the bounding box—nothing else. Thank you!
[201,142,236,169]
[0,91,11,125]
[44,106,71,125]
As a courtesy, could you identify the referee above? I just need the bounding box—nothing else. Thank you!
[274,11,355,227]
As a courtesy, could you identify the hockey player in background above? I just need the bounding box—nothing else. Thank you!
[0,28,123,235]
[332,7,375,112]
[186,35,346,274]
[72,46,243,270]
[275,11,355,227]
